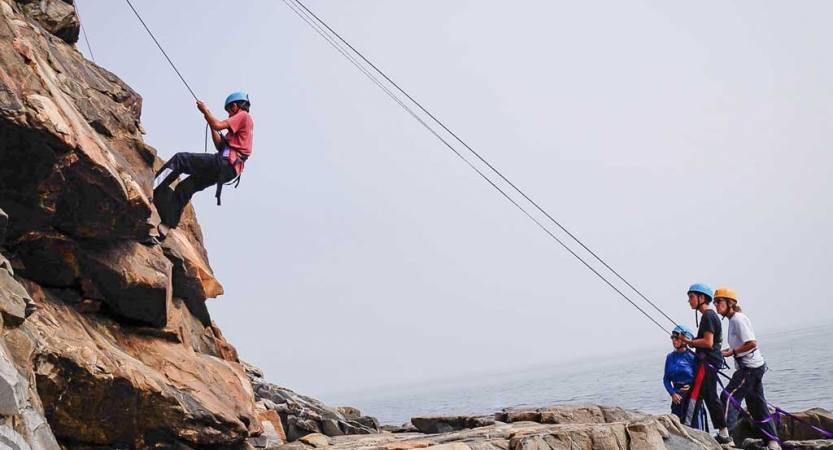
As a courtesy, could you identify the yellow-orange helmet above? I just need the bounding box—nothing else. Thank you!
[714,287,738,302]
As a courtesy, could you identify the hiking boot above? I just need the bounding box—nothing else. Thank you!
[714,434,733,445]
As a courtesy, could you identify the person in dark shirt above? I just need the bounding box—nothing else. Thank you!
[680,283,732,443]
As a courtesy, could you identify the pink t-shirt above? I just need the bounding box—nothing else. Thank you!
[224,110,254,174]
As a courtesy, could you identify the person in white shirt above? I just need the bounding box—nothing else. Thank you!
[714,287,780,450]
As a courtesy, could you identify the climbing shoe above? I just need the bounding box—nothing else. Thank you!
[714,434,733,445]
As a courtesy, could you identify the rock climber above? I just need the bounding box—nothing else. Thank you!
[679,283,731,443]
[713,287,781,450]
[152,92,254,241]
[664,324,706,430]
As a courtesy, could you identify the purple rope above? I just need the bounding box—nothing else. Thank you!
[696,355,833,444]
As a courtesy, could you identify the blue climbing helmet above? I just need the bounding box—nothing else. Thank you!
[687,283,713,300]
[672,325,694,340]
[225,91,250,107]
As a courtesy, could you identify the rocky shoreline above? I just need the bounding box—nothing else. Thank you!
[0,1,831,449]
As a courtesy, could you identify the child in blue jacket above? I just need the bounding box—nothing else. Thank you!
[665,325,706,430]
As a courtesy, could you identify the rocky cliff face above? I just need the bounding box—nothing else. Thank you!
[0,0,258,448]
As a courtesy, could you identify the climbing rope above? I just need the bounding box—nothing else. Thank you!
[120,0,681,334]
[285,0,678,334]
[75,0,96,64]
[123,0,198,101]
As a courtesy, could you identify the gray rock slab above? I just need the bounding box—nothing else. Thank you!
[0,270,28,327]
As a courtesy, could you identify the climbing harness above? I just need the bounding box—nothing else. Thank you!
[689,352,833,445]
[214,149,248,206]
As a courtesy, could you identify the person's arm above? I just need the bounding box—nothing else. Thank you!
[663,355,676,395]
[682,331,713,349]
[197,101,231,131]
[211,129,224,151]
[722,340,757,357]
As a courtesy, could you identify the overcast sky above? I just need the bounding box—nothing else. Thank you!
[77,1,832,403]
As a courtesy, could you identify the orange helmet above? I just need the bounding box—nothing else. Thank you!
[714,287,738,302]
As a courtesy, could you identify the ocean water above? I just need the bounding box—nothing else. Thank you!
[334,324,833,425]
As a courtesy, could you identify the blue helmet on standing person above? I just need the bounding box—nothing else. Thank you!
[687,283,713,303]
[225,91,251,112]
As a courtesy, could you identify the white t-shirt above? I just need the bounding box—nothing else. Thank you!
[727,312,765,369]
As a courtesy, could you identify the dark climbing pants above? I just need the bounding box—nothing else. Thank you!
[722,364,778,442]
[154,152,236,228]
[686,362,727,430]
[673,396,706,431]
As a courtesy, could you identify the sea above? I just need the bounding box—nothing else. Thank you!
[328,324,832,426]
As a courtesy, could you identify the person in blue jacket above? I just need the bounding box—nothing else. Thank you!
[664,324,706,430]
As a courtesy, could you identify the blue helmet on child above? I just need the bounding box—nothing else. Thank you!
[672,325,694,340]
[225,92,250,107]
[687,283,713,300]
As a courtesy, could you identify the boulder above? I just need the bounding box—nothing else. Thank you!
[80,240,172,328]
[21,283,260,448]
[249,409,286,449]
[321,419,345,437]
[733,408,833,443]
[498,405,645,426]
[11,232,81,287]
[161,202,224,307]
[16,0,80,44]
[0,269,28,327]
[411,415,495,434]
[246,372,379,441]
[337,406,362,421]
[354,416,381,432]
[393,422,419,433]
[258,409,288,443]
[538,405,605,424]
[299,433,331,448]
